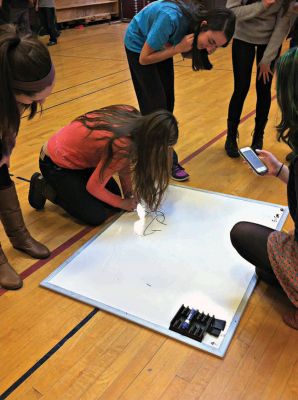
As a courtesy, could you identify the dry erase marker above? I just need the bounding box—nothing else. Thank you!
[181,309,196,330]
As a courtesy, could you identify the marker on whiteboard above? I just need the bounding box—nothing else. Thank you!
[181,308,196,330]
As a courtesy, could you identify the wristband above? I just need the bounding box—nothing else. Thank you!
[276,163,284,177]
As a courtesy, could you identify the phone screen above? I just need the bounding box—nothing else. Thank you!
[241,149,266,169]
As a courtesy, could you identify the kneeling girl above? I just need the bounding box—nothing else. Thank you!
[29,105,178,225]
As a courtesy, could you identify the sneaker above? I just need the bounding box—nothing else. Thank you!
[171,164,190,181]
[47,41,57,46]
[28,172,46,210]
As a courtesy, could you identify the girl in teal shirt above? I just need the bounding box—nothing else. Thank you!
[125,0,235,181]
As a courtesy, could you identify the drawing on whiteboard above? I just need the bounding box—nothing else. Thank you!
[134,203,166,236]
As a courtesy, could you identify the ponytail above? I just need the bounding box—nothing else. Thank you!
[0,24,52,155]
[0,29,21,145]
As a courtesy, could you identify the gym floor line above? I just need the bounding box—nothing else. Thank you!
[0,97,278,398]
[21,77,132,119]
[20,57,190,119]
[0,309,99,400]
[55,54,128,61]
[50,67,130,95]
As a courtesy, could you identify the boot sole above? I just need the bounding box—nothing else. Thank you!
[0,281,23,290]
[28,172,46,210]
[13,245,51,259]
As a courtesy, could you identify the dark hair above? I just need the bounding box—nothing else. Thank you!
[0,24,52,154]
[276,48,298,152]
[192,8,235,70]
[76,105,179,210]
[164,1,235,70]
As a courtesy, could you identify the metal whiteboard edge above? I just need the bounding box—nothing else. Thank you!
[40,186,288,357]
[170,183,288,210]
[215,273,258,357]
[40,212,125,284]
[40,280,233,357]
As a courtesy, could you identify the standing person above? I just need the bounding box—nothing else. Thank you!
[0,24,55,290]
[7,0,33,33]
[0,0,10,24]
[35,0,59,46]
[224,0,294,158]
[28,105,179,225]
[230,47,298,330]
[124,0,236,181]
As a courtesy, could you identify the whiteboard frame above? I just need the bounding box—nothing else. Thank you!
[41,186,288,357]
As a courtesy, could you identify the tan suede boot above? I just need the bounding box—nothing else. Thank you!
[0,184,50,259]
[0,244,22,289]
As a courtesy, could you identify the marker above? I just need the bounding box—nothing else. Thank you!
[181,309,196,330]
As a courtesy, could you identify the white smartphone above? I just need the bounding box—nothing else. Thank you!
[239,147,268,175]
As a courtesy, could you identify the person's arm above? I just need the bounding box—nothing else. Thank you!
[260,6,294,66]
[226,0,271,21]
[139,11,193,65]
[118,163,133,198]
[139,34,194,65]
[35,0,39,11]
[256,149,289,183]
[86,158,137,211]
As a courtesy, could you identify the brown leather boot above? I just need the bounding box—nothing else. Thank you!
[0,243,22,289]
[0,184,50,259]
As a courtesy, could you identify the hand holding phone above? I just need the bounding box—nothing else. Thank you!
[239,147,268,175]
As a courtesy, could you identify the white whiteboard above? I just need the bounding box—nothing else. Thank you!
[42,185,288,357]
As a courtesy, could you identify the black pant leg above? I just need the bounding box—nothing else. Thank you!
[155,56,178,163]
[255,44,281,124]
[44,7,58,42]
[126,48,179,166]
[125,47,171,115]
[38,8,48,33]
[40,156,121,226]
[228,39,256,123]
[156,57,175,113]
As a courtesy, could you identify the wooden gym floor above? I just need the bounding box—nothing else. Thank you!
[0,22,297,400]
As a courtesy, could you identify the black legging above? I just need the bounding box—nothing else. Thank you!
[228,39,280,125]
[125,47,178,165]
[38,7,58,42]
[40,154,121,226]
[0,142,13,189]
[230,221,281,287]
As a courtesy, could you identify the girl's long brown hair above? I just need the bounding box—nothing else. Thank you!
[76,105,179,210]
[0,24,52,155]
[276,48,298,153]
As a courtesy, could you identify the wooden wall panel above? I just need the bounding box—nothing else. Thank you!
[56,0,119,23]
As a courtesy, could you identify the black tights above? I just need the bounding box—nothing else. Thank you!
[0,164,12,189]
[230,221,281,287]
[228,39,280,125]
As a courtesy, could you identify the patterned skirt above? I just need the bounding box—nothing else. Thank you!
[267,231,298,308]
